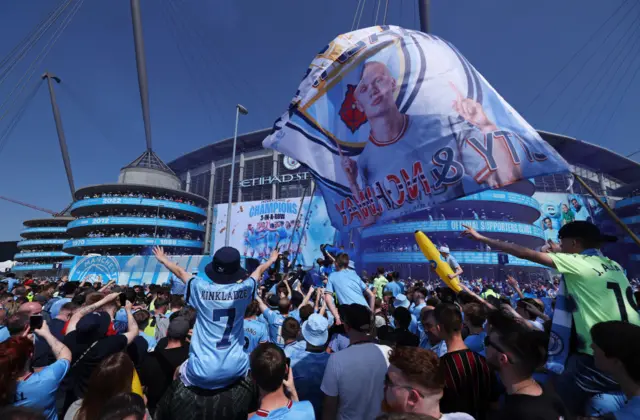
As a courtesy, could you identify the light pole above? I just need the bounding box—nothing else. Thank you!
[225,104,248,246]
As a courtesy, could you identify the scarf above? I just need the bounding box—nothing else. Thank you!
[546,248,602,373]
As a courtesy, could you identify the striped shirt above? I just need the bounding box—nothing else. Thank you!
[439,349,497,420]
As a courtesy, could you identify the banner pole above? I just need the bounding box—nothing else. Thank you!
[292,182,317,266]
[288,185,309,252]
[573,174,640,249]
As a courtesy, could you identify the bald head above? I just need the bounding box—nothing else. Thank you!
[18,302,42,316]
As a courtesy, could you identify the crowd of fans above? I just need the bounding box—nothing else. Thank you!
[0,220,639,420]
[76,210,203,223]
[85,228,202,242]
[82,192,197,206]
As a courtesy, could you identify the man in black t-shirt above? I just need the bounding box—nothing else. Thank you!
[485,308,568,420]
[139,316,191,413]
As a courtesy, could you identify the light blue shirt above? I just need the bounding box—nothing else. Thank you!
[574,205,590,221]
[325,270,368,307]
[410,302,426,319]
[263,308,286,348]
[284,340,306,358]
[384,281,404,297]
[464,332,486,356]
[183,275,257,390]
[328,333,350,353]
[431,340,448,357]
[14,359,70,420]
[445,254,460,270]
[169,274,186,295]
[290,349,330,418]
[289,309,301,323]
[4,278,19,292]
[140,332,157,350]
[248,400,316,419]
[244,318,269,354]
[0,326,10,343]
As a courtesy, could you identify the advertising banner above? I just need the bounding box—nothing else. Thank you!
[68,255,211,286]
[533,192,604,243]
[361,219,545,239]
[263,25,569,232]
[63,238,203,250]
[213,196,336,267]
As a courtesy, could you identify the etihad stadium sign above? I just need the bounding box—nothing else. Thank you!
[239,172,310,187]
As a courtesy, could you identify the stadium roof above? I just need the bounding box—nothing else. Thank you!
[168,128,640,186]
[123,149,177,175]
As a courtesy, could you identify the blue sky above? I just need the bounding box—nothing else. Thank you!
[0,0,638,241]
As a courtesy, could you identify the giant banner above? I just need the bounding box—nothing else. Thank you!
[213,197,336,267]
[263,26,569,231]
[68,255,211,286]
[533,192,608,243]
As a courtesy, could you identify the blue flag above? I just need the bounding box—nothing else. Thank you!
[263,26,570,231]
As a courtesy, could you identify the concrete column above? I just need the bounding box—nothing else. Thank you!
[185,171,191,192]
[237,154,245,202]
[204,162,216,254]
[598,173,607,197]
[272,150,279,199]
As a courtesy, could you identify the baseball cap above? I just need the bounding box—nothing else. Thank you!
[339,304,371,333]
[167,317,191,340]
[438,246,450,253]
[302,314,329,346]
[393,294,410,309]
[558,221,617,244]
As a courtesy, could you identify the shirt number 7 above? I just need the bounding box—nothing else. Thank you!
[213,308,236,349]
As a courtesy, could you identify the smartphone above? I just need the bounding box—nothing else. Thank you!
[29,315,43,331]
[119,293,127,307]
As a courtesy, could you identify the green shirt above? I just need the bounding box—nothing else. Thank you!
[373,275,389,299]
[550,252,640,355]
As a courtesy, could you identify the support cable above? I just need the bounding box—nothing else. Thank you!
[538,1,635,119]
[525,0,631,110]
[351,0,363,31]
[356,0,368,29]
[555,7,640,133]
[0,0,84,124]
[0,0,75,89]
[574,31,640,137]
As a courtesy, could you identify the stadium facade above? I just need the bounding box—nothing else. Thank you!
[168,129,640,280]
[13,217,75,274]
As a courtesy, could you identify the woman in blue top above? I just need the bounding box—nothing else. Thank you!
[1,321,72,420]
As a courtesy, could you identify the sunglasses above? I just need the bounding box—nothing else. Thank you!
[484,336,514,364]
[384,374,425,398]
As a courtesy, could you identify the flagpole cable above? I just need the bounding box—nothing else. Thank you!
[375,0,382,25]
[573,174,640,249]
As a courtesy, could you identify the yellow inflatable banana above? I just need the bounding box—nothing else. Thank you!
[414,230,462,293]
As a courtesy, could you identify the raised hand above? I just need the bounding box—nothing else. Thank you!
[449,82,497,133]
[460,225,484,241]
[341,156,359,186]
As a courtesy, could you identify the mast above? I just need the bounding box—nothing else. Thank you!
[130,0,153,151]
[42,72,76,199]
[418,0,430,33]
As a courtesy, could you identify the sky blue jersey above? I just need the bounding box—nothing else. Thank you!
[183,275,257,389]
[249,400,316,419]
[244,317,269,354]
[263,308,286,348]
